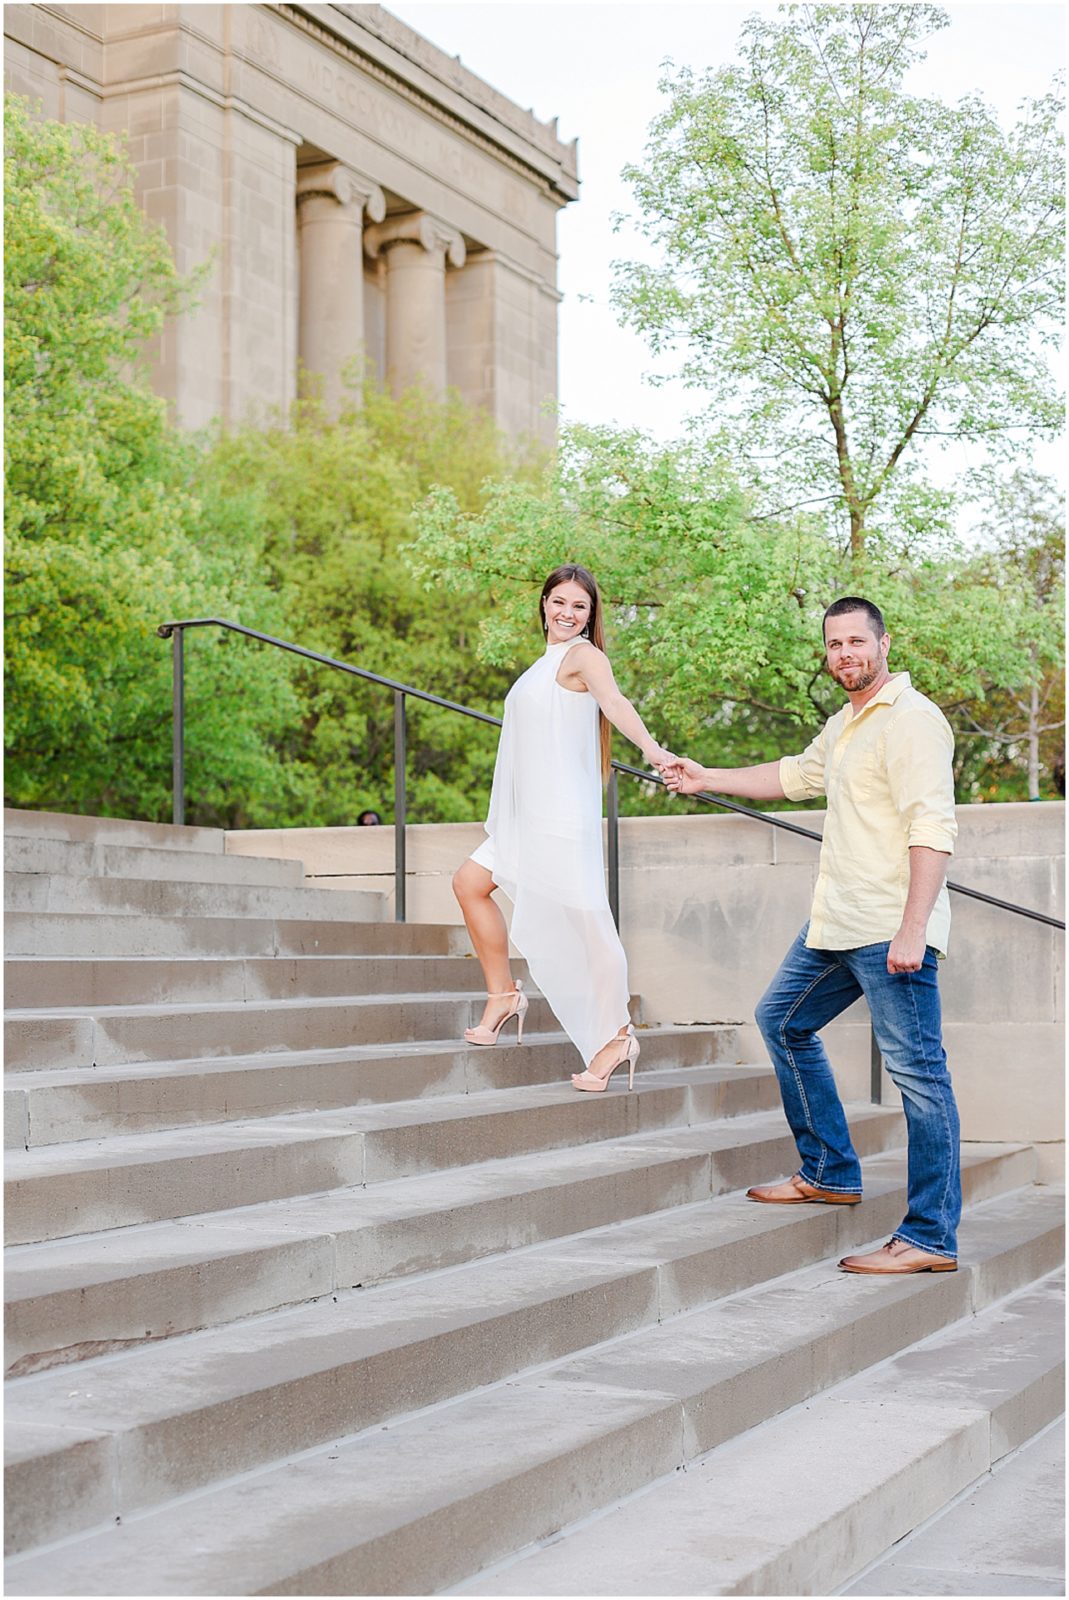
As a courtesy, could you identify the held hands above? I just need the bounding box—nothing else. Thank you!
[638,742,710,798]
[642,742,680,774]
[661,756,709,796]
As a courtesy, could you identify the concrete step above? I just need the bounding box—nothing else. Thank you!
[3,1137,1027,1381]
[4,873,385,923]
[842,1416,1064,1596]
[6,1022,734,1148]
[4,988,571,1074]
[458,1265,1066,1598]
[4,836,306,889]
[3,808,225,854]
[4,953,516,1010]
[3,1186,1060,1587]
[4,910,469,959]
[4,1060,809,1244]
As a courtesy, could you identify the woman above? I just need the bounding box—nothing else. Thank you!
[452,565,676,1090]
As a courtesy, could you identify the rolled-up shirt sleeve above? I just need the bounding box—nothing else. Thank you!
[779,722,828,803]
[884,705,957,854]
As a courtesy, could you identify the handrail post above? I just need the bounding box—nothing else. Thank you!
[394,690,407,923]
[172,625,185,827]
[607,768,620,929]
[870,1022,882,1105]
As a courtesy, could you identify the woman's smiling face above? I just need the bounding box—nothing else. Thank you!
[543,580,592,644]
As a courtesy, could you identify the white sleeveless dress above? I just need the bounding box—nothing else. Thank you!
[471,638,630,1066]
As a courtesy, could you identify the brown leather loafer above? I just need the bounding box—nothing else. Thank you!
[746,1173,862,1206]
[839,1238,957,1274]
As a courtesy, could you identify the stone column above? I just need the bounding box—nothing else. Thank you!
[364,213,466,398]
[296,162,385,413]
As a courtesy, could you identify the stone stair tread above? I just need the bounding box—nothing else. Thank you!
[3,840,305,888]
[4,1375,682,1594]
[3,809,226,852]
[458,1267,1067,1597]
[3,1020,721,1090]
[4,1177,1049,1465]
[3,1192,1060,1594]
[7,1062,807,1247]
[5,986,543,1021]
[5,1096,903,1374]
[4,803,1062,1593]
[6,1110,911,1304]
[3,1143,1028,1340]
[3,911,472,959]
[7,1182,1055,1504]
[7,952,477,967]
[6,1028,741,1149]
[841,1416,1064,1596]
[1,1074,841,1181]
[5,955,528,1012]
[4,991,570,1073]
[4,876,387,922]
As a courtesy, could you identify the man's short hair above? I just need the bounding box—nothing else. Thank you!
[822,596,886,639]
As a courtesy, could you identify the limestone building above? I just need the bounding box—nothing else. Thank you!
[4,4,579,441]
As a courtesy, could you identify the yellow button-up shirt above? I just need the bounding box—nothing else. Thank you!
[779,673,957,955]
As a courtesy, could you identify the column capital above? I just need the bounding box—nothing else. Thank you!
[296,161,386,223]
[364,211,466,269]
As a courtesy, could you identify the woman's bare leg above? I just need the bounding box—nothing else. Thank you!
[452,859,516,1031]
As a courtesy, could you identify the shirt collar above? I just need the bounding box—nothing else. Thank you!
[843,671,911,723]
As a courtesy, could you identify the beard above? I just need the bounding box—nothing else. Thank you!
[832,656,885,692]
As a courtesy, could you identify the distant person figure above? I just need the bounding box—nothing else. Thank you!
[665,597,962,1274]
[453,564,677,1090]
[1052,756,1065,799]
[357,810,382,826]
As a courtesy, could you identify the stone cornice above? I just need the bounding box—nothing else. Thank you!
[276,4,579,206]
[334,5,567,156]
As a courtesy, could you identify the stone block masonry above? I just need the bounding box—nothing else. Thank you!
[3,3,579,440]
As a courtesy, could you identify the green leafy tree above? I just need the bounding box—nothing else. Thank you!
[614,4,1064,556]
[200,385,540,825]
[409,422,1057,806]
[4,95,297,824]
[950,473,1065,800]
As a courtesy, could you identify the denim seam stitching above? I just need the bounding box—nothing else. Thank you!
[777,959,853,1189]
[904,964,956,1254]
[892,1229,956,1260]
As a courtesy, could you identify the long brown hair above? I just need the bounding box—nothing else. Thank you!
[539,564,613,782]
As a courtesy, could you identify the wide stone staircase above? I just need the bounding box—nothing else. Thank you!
[3,808,1063,1595]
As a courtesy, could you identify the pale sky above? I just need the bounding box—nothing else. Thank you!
[389,1,1065,497]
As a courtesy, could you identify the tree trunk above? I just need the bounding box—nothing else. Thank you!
[849,503,865,561]
[1027,678,1040,800]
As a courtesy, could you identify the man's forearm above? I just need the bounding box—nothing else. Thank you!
[900,846,950,934]
[697,760,786,802]
[886,845,951,973]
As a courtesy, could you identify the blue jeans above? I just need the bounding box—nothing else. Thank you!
[755,925,961,1258]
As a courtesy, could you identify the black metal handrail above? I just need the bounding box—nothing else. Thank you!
[157,615,1065,929]
[158,616,1065,1099]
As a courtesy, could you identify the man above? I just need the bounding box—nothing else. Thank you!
[665,597,961,1273]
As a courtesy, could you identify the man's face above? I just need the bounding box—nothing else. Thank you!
[823,610,890,694]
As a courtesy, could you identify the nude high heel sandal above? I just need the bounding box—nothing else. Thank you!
[571,1025,640,1092]
[464,981,527,1046]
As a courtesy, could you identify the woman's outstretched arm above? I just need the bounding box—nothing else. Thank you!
[568,644,677,768]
